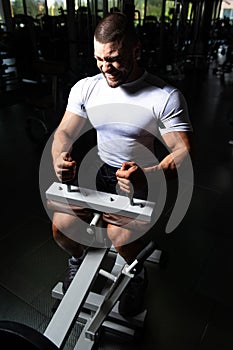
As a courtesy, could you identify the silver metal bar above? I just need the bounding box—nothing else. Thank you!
[84,242,157,341]
[51,286,146,329]
[73,319,95,350]
[99,269,117,282]
[77,310,136,337]
[44,248,108,348]
[85,273,133,341]
[46,182,155,222]
[90,212,101,226]
[87,212,102,235]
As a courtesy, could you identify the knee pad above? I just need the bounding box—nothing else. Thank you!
[47,199,93,223]
[102,212,151,232]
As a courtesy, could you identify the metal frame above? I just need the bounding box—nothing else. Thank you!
[49,241,156,349]
[0,183,162,348]
[44,248,108,348]
[44,183,159,348]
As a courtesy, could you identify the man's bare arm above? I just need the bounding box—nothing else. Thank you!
[116,131,193,193]
[144,131,193,176]
[52,111,87,182]
[52,111,86,161]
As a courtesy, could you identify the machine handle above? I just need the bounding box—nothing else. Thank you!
[136,240,157,263]
[125,240,157,274]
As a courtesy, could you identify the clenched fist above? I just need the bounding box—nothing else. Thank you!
[54,152,77,183]
[116,161,147,195]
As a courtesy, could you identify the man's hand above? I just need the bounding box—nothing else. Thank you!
[53,151,77,183]
[116,161,147,195]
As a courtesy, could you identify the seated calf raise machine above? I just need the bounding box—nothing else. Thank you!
[0,182,161,349]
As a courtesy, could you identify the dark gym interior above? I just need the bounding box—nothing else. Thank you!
[0,0,233,349]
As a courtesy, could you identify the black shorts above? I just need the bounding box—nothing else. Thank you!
[96,163,148,200]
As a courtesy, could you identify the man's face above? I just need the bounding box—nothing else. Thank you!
[94,39,137,88]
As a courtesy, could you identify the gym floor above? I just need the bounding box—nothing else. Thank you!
[0,64,233,350]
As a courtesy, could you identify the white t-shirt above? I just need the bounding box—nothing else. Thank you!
[66,71,193,168]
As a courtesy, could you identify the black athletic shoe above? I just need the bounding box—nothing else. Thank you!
[62,257,84,294]
[118,267,148,317]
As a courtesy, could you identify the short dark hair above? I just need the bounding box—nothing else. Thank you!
[94,12,138,47]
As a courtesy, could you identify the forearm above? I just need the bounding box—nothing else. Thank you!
[144,146,191,176]
[51,111,86,164]
[144,131,193,177]
[51,112,87,182]
[52,129,73,165]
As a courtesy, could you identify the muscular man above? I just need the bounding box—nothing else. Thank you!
[50,12,193,317]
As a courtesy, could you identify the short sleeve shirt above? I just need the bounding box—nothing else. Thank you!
[66,71,193,168]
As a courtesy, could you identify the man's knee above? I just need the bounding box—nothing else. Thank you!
[52,217,84,256]
[107,224,128,247]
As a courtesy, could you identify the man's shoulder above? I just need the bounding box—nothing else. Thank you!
[82,73,103,85]
[72,73,103,89]
[69,74,103,103]
[144,71,176,93]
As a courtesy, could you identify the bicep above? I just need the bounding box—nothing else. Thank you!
[56,111,87,142]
